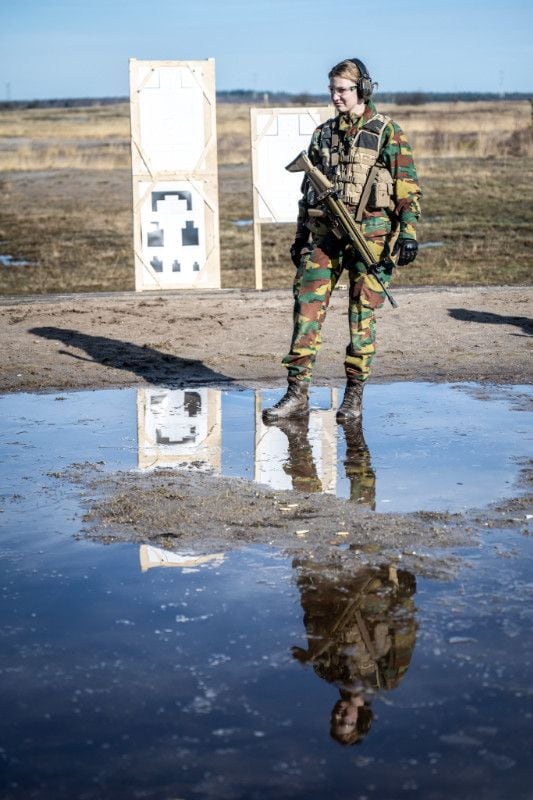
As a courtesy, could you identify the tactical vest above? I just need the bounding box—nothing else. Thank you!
[314,113,393,217]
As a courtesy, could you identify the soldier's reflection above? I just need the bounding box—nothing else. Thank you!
[265,418,323,493]
[339,419,376,509]
[291,559,417,745]
[264,416,376,507]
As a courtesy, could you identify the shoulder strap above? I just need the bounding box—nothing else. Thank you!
[354,114,391,222]
[330,116,341,167]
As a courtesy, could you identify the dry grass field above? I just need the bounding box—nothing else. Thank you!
[0,99,531,295]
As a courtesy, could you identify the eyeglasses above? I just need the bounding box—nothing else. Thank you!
[328,85,357,97]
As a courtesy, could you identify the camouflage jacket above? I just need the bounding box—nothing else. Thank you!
[297,100,421,242]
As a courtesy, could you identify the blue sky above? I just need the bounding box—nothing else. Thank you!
[1,0,531,101]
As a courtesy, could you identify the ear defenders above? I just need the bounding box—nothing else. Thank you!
[349,58,374,101]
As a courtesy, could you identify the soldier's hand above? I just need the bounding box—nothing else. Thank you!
[290,235,309,268]
[393,238,418,266]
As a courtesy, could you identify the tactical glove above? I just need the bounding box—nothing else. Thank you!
[393,238,418,266]
[290,234,309,268]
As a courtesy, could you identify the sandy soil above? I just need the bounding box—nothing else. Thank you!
[1,284,532,393]
[73,460,532,580]
[2,285,532,569]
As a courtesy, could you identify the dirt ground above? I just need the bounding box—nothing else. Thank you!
[2,284,532,571]
[1,284,532,393]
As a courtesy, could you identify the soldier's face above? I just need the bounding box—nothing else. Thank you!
[332,699,359,726]
[329,76,363,114]
[330,699,360,743]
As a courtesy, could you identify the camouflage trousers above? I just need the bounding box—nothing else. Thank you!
[282,231,393,384]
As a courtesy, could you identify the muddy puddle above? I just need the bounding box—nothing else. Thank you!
[0,382,532,799]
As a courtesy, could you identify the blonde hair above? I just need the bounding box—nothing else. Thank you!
[328,59,361,83]
[328,59,375,102]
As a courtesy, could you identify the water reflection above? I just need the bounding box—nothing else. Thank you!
[1,384,532,798]
[256,391,338,493]
[134,538,415,747]
[340,419,376,510]
[292,558,417,745]
[264,416,376,510]
[132,383,533,512]
[139,544,225,571]
[137,383,376,509]
[137,387,222,471]
[136,385,342,493]
[262,417,326,494]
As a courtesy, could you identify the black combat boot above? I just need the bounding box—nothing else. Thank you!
[262,382,309,423]
[336,381,364,422]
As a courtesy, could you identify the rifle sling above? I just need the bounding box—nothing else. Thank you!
[355,164,380,223]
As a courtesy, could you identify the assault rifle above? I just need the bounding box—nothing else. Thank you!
[286,150,398,309]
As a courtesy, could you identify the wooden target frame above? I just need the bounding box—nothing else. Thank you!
[129,58,220,291]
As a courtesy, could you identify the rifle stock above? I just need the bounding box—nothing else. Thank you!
[286,150,398,308]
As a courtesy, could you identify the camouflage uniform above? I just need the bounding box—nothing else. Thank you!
[273,416,376,508]
[341,419,376,509]
[283,100,421,384]
[275,417,323,493]
[292,560,417,703]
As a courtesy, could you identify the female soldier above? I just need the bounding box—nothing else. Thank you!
[263,58,421,423]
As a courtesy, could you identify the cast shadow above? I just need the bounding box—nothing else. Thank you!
[29,327,233,386]
[448,308,533,337]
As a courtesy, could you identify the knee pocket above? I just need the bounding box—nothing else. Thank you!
[351,273,386,310]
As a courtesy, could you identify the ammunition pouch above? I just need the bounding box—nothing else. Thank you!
[305,112,393,221]
[368,165,393,210]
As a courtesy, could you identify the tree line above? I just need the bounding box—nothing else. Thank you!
[1,91,530,110]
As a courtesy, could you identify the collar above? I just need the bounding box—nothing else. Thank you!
[338,100,378,134]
